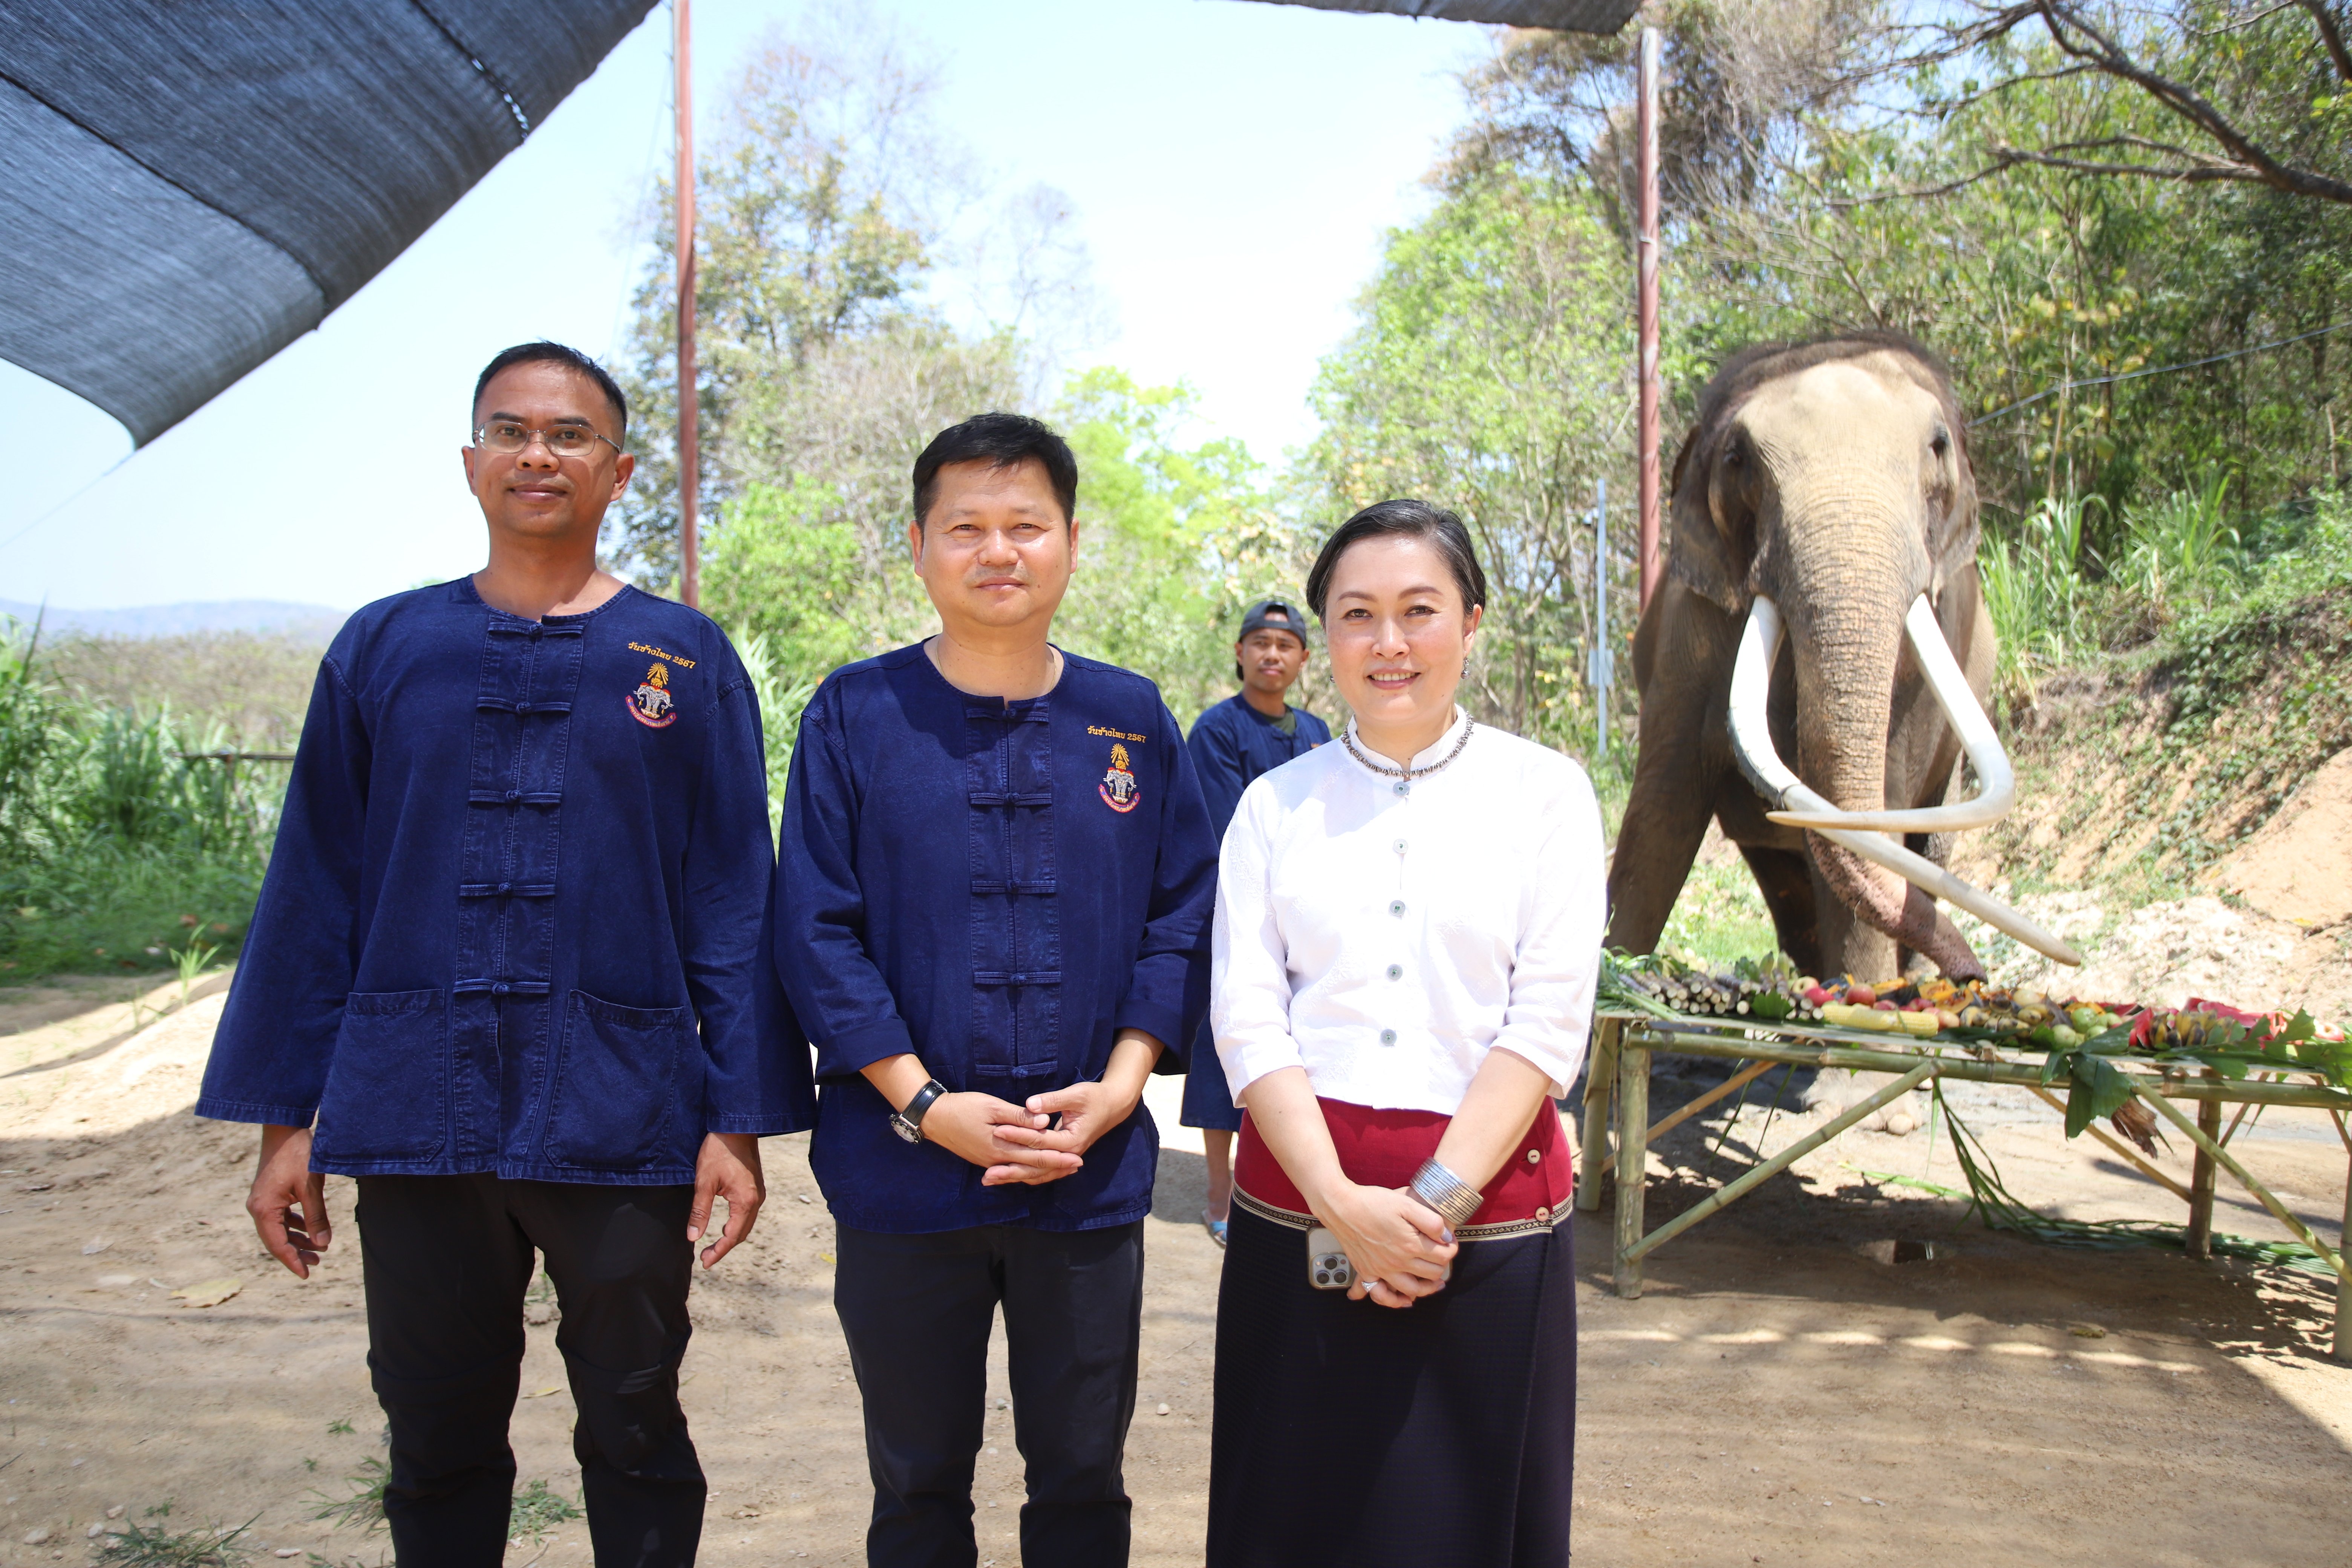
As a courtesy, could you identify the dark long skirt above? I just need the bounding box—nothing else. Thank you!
[1206,1206,1577,1566]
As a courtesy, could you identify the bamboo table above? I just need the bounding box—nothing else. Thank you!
[1579,1011,2352,1360]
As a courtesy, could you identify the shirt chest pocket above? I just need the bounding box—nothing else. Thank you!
[544,990,700,1168]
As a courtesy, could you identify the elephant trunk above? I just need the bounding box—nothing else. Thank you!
[1785,561,1989,980]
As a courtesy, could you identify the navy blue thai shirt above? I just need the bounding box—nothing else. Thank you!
[197,580,815,1184]
[775,643,1219,1234]
[1184,692,1332,842]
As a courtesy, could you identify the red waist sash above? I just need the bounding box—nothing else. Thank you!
[1234,1096,1571,1229]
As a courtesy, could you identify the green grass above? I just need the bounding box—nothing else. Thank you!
[92,1517,258,1566]
[306,1458,388,1530]
[0,617,275,986]
[0,844,259,984]
[509,1479,583,1544]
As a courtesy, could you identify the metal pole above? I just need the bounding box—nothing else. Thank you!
[1635,26,1662,614]
[674,0,700,609]
[1591,476,1609,760]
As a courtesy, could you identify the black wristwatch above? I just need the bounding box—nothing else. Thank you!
[889,1080,949,1144]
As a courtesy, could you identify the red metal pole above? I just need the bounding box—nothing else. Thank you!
[1635,26,1661,614]
[674,0,699,609]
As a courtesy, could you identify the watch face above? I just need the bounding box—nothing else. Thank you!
[889,1113,921,1144]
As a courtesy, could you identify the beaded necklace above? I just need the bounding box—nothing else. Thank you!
[1341,718,1475,795]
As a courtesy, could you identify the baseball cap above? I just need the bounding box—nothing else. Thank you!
[1237,598,1307,641]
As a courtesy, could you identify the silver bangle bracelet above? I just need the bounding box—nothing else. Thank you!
[1409,1159,1484,1228]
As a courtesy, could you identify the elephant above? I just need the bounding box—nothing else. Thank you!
[1604,332,2081,983]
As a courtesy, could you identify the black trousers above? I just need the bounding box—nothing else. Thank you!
[834,1220,1147,1568]
[354,1174,704,1568]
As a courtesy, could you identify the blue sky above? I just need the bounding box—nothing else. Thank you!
[0,0,1488,612]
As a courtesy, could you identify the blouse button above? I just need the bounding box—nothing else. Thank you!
[514,702,531,714]
[492,982,511,997]
[1387,900,1405,917]
[1379,1029,1397,1046]
[1527,1148,1542,1164]
[1392,838,1408,854]
[1386,964,1403,981]
[504,789,520,803]
[498,881,512,894]
[1392,781,1410,797]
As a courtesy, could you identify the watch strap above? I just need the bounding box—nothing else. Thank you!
[898,1079,948,1136]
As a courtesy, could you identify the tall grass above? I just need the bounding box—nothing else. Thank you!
[2111,470,2242,614]
[0,617,278,984]
[1979,492,2102,700]
[1981,476,2347,702]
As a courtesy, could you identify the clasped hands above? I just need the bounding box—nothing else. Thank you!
[924,1077,1138,1185]
[884,1027,1160,1187]
[1314,1181,1459,1309]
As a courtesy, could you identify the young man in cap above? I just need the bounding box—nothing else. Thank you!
[1178,599,1331,1243]
[206,341,814,1567]
[775,411,1217,1568]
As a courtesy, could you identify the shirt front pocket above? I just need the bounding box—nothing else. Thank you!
[315,989,451,1162]
[544,990,694,1169]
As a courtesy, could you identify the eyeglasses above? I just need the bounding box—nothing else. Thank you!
[473,421,624,459]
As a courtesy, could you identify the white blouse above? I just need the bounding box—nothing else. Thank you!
[1211,709,1607,1114]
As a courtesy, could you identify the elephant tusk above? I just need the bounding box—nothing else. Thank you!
[1728,597,2082,967]
[1766,594,2016,833]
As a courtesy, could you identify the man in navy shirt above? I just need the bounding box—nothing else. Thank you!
[776,412,1217,1568]
[204,342,813,1567]
[1179,599,1329,1243]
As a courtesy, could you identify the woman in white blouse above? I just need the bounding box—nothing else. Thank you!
[1205,500,1605,1566]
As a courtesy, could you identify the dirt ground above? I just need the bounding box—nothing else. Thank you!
[3,974,2348,1567]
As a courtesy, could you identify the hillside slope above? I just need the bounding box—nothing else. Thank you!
[1949,584,2352,1018]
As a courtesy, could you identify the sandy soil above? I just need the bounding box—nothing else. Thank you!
[2,977,2347,1567]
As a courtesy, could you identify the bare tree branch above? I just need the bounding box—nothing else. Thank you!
[2034,1,2352,200]
[1988,144,2267,183]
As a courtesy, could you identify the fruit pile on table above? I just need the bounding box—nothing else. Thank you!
[1597,950,2349,1088]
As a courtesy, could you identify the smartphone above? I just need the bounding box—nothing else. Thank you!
[1306,1227,1355,1291]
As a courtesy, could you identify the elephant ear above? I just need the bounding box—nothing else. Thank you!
[1923,376,1982,596]
[1665,418,1748,614]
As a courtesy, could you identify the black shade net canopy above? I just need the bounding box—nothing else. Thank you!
[0,0,1631,450]
[0,0,656,447]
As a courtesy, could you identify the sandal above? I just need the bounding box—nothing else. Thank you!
[1202,1208,1229,1248]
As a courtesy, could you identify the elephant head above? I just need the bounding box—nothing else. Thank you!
[1665,333,2077,977]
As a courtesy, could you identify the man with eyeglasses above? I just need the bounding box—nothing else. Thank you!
[202,340,812,1566]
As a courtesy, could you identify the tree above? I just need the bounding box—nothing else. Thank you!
[609,15,959,579]
[1896,2,2352,205]
[1052,370,1303,722]
[1307,166,1636,753]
